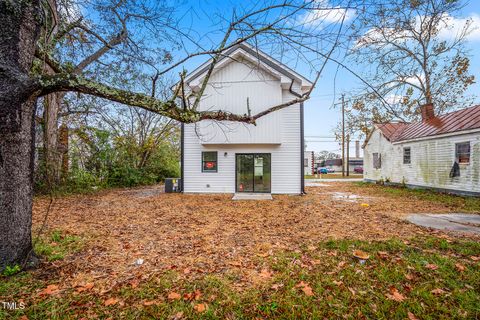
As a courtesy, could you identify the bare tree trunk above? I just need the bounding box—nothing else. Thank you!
[59,122,69,180]
[0,0,42,270]
[43,91,62,184]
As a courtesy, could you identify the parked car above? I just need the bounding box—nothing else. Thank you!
[327,167,335,173]
[318,167,328,174]
[354,167,363,174]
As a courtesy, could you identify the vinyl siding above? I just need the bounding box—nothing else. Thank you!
[194,58,282,144]
[183,58,301,194]
[364,129,480,194]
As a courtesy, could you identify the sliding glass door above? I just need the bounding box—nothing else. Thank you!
[236,154,271,193]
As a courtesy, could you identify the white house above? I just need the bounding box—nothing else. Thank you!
[363,104,480,196]
[304,151,315,175]
[180,43,313,194]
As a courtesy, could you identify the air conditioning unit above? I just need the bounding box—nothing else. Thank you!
[165,178,182,193]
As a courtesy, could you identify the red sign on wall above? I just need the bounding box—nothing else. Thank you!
[205,162,215,169]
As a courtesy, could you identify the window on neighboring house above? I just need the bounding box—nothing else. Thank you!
[202,151,217,172]
[455,142,470,164]
[403,147,411,164]
[304,158,308,167]
[373,153,381,169]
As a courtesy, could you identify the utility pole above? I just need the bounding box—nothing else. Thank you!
[346,134,350,176]
[341,94,345,177]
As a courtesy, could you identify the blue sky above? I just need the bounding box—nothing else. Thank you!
[300,1,480,156]
[171,0,480,155]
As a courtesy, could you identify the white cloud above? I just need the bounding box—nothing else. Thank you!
[354,12,480,51]
[438,13,480,42]
[298,0,356,27]
[384,94,403,105]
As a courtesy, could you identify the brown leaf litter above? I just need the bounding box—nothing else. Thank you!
[31,182,478,290]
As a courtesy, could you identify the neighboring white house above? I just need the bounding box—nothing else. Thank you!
[304,151,315,175]
[324,158,363,173]
[363,104,480,196]
[181,43,313,194]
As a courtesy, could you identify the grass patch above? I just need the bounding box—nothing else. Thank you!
[355,182,480,212]
[33,230,83,262]
[1,236,479,319]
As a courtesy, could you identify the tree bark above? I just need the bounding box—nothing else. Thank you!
[58,122,69,180]
[0,0,42,270]
[43,91,62,184]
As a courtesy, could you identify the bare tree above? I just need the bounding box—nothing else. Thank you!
[38,0,176,184]
[0,0,355,269]
[317,150,340,161]
[344,0,475,130]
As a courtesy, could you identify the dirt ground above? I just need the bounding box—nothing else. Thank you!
[32,182,477,291]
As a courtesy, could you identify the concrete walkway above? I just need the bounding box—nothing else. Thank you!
[407,213,480,235]
[232,193,273,200]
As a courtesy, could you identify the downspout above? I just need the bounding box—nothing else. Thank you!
[288,79,306,195]
[289,79,303,98]
[300,102,306,195]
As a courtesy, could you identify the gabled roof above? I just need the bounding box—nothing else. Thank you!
[376,122,409,141]
[184,42,313,92]
[368,105,480,145]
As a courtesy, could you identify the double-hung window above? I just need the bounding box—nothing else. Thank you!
[403,147,411,164]
[373,153,381,169]
[202,151,218,172]
[455,142,470,164]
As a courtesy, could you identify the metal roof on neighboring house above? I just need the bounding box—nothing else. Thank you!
[376,105,480,143]
[375,122,409,141]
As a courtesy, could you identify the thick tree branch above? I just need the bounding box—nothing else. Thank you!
[73,28,127,74]
[37,71,311,125]
[39,73,185,120]
[35,46,65,73]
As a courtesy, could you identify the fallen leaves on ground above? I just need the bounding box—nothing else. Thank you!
[104,298,119,306]
[183,290,202,301]
[431,288,446,295]
[405,273,414,280]
[377,251,389,259]
[455,263,466,272]
[408,312,419,320]
[193,303,207,313]
[271,283,283,290]
[76,283,94,293]
[353,250,370,260]
[332,280,343,286]
[259,269,272,279]
[29,182,478,296]
[39,284,60,296]
[295,281,314,296]
[385,287,406,302]
[425,264,438,270]
[168,292,182,301]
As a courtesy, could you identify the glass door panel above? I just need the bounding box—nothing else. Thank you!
[236,154,254,192]
[254,154,271,192]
